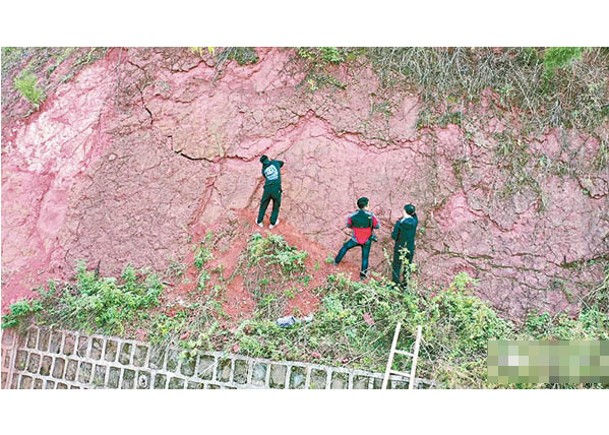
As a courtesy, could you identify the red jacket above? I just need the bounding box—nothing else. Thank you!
[347,210,380,244]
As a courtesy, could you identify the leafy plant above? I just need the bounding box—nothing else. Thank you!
[166,260,187,279]
[246,233,308,274]
[197,270,211,291]
[294,47,355,91]
[194,244,213,270]
[190,47,215,57]
[5,261,164,336]
[1,299,43,330]
[542,47,584,78]
[14,70,45,109]
[148,311,189,346]
[225,47,259,66]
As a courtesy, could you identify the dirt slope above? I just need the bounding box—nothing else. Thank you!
[2,47,607,319]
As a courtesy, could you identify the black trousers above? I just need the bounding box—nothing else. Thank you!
[335,238,372,275]
[392,244,414,283]
[257,186,282,225]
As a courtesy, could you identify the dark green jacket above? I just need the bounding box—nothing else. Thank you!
[391,214,418,252]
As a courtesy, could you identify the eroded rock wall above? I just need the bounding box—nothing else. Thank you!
[2,47,607,318]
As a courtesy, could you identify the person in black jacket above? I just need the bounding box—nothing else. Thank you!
[256,155,284,229]
[391,203,418,284]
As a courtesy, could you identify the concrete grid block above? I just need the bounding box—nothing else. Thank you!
[168,376,185,389]
[2,351,11,371]
[251,362,267,387]
[137,370,151,389]
[20,375,33,389]
[90,337,104,360]
[38,329,50,352]
[108,366,121,388]
[78,361,92,383]
[93,364,107,387]
[104,339,119,362]
[165,348,180,372]
[233,359,249,384]
[40,356,53,376]
[187,381,204,389]
[76,336,89,358]
[154,373,167,389]
[309,368,328,389]
[14,350,27,371]
[330,371,349,389]
[122,369,136,389]
[65,359,78,381]
[2,329,16,346]
[289,365,306,389]
[133,344,149,367]
[216,357,232,382]
[180,356,196,377]
[10,374,19,389]
[63,333,77,356]
[49,331,63,354]
[119,342,133,366]
[197,355,215,380]
[4,327,434,390]
[27,353,41,374]
[269,364,287,389]
[149,346,167,370]
[353,375,372,389]
[52,357,66,379]
[26,328,38,349]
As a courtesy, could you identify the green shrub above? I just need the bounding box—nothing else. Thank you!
[1,299,43,330]
[295,47,354,91]
[229,270,517,387]
[14,70,45,109]
[148,311,189,346]
[246,233,308,274]
[8,261,164,335]
[225,47,259,65]
[543,47,584,78]
[194,245,213,270]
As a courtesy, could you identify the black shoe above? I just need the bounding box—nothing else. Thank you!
[359,271,368,280]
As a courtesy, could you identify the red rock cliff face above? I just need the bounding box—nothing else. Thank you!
[2,47,608,319]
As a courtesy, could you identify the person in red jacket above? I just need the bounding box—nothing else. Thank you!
[333,197,380,279]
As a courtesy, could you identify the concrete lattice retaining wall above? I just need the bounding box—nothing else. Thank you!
[1,326,434,390]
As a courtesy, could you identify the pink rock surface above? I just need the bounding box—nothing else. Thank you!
[2,48,607,320]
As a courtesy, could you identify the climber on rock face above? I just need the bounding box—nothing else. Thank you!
[256,155,284,229]
[333,196,380,280]
[391,203,418,285]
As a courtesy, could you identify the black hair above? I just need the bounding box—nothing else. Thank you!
[260,155,269,163]
[357,197,369,209]
[404,204,416,216]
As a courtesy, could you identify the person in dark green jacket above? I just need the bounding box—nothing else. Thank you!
[256,155,284,229]
[391,203,418,284]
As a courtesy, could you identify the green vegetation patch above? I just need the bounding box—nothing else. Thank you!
[3,245,607,389]
[238,233,310,318]
[14,70,45,109]
[365,47,609,163]
[2,261,163,336]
